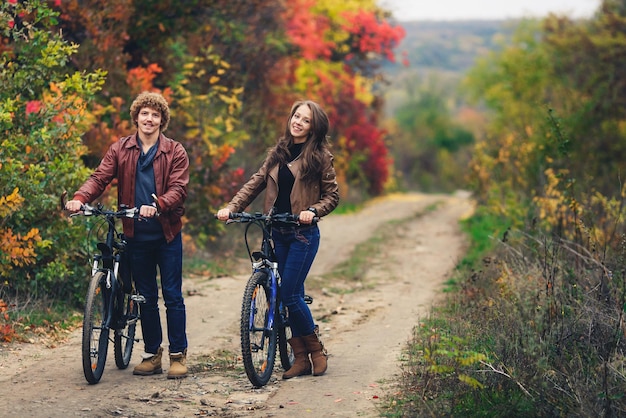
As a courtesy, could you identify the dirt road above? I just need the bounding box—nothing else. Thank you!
[0,192,473,417]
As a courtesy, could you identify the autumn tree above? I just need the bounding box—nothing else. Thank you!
[465,5,626,237]
[277,0,406,196]
[0,0,105,302]
[53,0,405,212]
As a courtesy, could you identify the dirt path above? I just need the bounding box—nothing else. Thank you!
[0,192,473,417]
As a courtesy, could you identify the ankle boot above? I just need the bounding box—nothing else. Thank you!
[168,348,188,379]
[133,346,163,375]
[302,333,327,376]
[282,337,312,379]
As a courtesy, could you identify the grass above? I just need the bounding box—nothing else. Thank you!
[1,300,82,344]
[381,209,626,417]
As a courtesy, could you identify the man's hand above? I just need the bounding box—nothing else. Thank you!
[139,204,159,218]
[65,199,83,212]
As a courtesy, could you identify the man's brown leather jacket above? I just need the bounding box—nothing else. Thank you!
[227,150,339,217]
[73,133,189,243]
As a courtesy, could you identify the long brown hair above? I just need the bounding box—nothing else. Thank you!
[265,100,331,183]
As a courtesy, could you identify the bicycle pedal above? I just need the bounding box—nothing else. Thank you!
[131,294,146,303]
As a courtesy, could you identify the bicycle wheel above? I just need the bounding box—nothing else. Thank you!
[240,271,277,387]
[277,302,295,371]
[114,291,138,369]
[82,271,110,384]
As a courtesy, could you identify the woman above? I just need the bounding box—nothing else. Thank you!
[217,100,339,378]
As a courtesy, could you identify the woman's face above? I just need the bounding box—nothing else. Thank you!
[289,104,312,143]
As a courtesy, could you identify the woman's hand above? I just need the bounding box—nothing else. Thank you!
[216,208,231,221]
[298,209,315,224]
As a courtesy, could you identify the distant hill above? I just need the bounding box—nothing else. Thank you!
[381,19,518,114]
[392,20,515,71]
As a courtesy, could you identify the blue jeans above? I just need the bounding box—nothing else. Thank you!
[128,233,187,354]
[273,225,320,337]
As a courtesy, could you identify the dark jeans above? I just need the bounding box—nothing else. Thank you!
[273,225,320,337]
[129,233,187,354]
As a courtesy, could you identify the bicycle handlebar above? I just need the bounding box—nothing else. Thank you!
[72,204,139,219]
[61,191,140,219]
[220,211,318,225]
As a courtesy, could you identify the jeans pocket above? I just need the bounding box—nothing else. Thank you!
[294,230,310,245]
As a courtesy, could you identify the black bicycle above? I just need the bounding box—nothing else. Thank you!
[223,211,314,387]
[64,194,145,384]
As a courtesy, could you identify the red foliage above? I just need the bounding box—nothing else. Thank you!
[0,299,16,343]
[25,100,42,115]
[283,0,335,60]
[315,67,391,195]
[341,10,406,62]
[126,63,163,97]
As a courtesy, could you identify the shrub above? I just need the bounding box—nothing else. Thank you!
[0,0,105,306]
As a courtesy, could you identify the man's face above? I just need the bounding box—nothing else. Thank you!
[137,106,162,137]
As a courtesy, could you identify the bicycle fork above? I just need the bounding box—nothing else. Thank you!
[251,259,280,335]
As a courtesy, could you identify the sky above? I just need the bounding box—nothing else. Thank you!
[379,0,601,21]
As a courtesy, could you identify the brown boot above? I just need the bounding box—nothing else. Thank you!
[133,347,163,375]
[167,348,188,379]
[302,333,327,376]
[282,337,312,379]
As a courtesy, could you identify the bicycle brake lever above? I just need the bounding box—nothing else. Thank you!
[151,193,161,216]
[123,208,139,218]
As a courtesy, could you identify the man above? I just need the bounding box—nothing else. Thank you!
[66,91,190,379]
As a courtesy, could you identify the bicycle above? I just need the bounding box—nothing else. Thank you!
[63,193,145,384]
[222,211,314,387]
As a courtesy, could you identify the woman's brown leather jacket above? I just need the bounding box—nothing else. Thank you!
[72,133,189,243]
[227,150,339,217]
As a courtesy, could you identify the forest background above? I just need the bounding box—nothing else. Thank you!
[2,0,626,415]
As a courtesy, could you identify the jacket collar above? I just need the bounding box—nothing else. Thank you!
[124,132,173,154]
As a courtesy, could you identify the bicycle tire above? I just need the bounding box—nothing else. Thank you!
[114,291,138,369]
[240,271,277,387]
[82,271,110,384]
[277,302,295,371]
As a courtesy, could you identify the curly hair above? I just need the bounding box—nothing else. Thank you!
[129,91,171,132]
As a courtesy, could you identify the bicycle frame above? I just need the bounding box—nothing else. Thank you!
[63,190,145,384]
[86,207,133,331]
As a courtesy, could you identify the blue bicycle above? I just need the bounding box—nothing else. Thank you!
[223,211,313,387]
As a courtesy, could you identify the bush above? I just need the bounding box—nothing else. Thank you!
[0,0,105,306]
[384,222,626,417]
